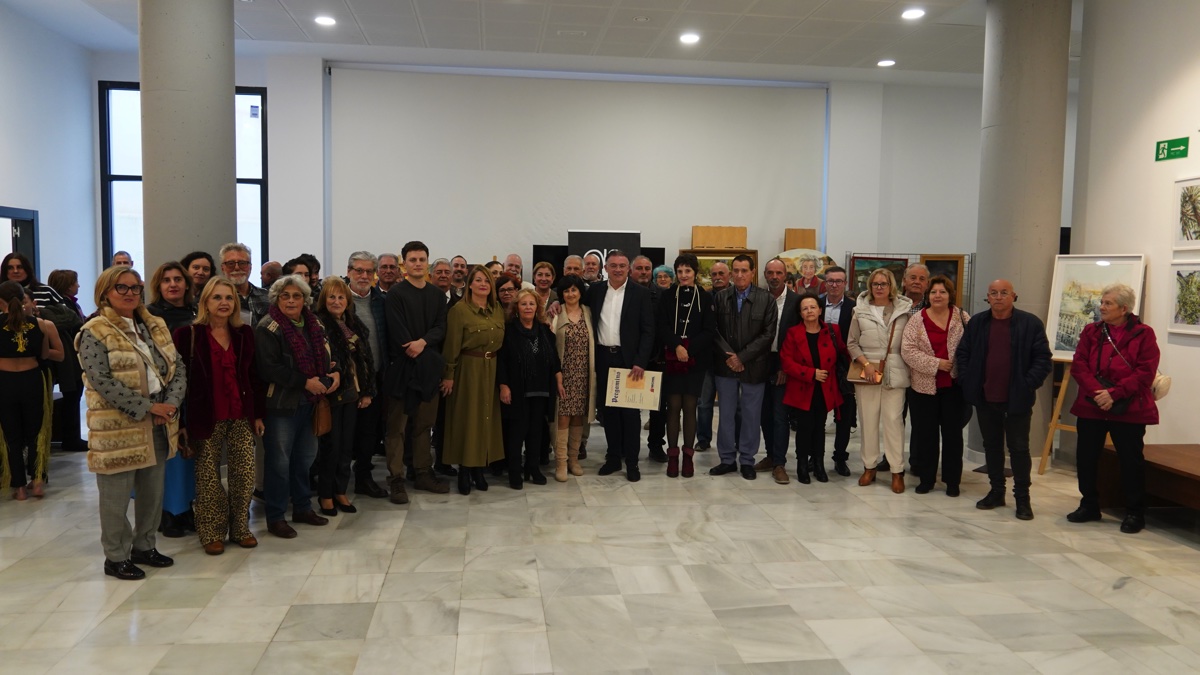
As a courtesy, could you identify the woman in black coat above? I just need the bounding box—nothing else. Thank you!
[497,289,562,490]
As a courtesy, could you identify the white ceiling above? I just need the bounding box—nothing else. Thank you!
[4,0,1082,85]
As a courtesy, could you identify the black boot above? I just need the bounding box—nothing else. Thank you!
[976,490,1006,510]
[159,510,185,538]
[1014,494,1034,521]
[796,456,811,484]
[524,455,547,485]
[458,468,471,496]
[811,454,828,483]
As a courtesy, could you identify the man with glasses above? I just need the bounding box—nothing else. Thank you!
[956,279,1052,520]
[376,254,401,294]
[695,261,731,451]
[219,242,270,328]
[819,265,856,476]
[345,251,390,499]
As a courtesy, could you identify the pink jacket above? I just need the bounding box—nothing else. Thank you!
[901,308,967,395]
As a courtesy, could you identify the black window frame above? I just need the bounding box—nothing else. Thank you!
[98,80,269,268]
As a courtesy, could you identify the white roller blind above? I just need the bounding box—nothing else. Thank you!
[330,67,825,265]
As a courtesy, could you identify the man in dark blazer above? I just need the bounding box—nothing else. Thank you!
[586,250,656,481]
[756,258,802,484]
[819,265,856,477]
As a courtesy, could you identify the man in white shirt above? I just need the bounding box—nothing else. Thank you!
[819,265,856,477]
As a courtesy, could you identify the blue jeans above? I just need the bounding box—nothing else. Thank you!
[263,403,318,522]
[696,372,714,446]
[715,377,765,466]
[760,377,790,466]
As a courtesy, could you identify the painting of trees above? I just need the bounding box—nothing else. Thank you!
[1174,268,1200,332]
[1181,184,1200,242]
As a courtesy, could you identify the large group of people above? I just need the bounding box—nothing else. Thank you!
[0,242,1165,581]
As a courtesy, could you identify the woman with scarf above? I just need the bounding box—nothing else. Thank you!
[78,266,186,580]
[656,254,715,478]
[255,274,339,539]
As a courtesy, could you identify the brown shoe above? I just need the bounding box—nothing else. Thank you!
[203,541,225,556]
[292,510,329,526]
[858,468,877,486]
[772,465,790,485]
[267,520,297,539]
[235,535,258,549]
[754,457,774,472]
[389,477,410,504]
[412,468,450,494]
[891,472,905,494]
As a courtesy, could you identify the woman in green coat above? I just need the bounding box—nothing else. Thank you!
[441,265,505,495]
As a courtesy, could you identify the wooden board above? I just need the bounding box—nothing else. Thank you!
[691,226,747,249]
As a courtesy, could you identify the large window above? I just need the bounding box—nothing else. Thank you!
[99,81,268,271]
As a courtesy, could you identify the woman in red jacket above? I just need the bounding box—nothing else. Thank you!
[780,294,848,483]
[1067,283,1160,534]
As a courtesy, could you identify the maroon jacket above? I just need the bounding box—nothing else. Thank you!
[780,323,848,417]
[173,324,266,442]
[1069,316,1159,425]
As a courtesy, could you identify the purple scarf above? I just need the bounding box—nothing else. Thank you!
[269,304,327,400]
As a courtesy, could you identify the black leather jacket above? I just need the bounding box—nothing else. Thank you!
[712,285,778,385]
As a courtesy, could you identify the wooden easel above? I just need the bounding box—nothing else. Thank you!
[1039,356,1075,474]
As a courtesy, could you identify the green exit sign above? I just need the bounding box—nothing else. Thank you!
[1156,137,1189,161]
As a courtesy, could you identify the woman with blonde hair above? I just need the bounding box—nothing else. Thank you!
[174,277,264,554]
[78,266,186,579]
[442,265,505,494]
[847,268,912,493]
[497,289,562,488]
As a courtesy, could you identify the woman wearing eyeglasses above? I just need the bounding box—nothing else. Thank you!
[495,273,521,321]
[846,268,912,493]
[78,266,187,580]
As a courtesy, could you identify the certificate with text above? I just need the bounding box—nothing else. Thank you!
[603,368,662,411]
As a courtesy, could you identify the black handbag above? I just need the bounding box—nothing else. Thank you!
[1091,325,1132,415]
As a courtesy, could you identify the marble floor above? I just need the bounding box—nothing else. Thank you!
[3,427,1200,675]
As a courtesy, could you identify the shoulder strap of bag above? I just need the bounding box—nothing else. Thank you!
[880,315,900,370]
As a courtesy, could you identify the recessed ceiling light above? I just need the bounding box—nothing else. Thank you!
[680,32,700,45]
[877,59,896,67]
[633,16,650,22]
[901,8,925,20]
[315,16,336,26]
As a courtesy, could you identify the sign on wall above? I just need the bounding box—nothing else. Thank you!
[567,230,642,267]
[1156,137,1189,161]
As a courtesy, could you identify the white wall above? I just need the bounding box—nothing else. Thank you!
[0,2,95,286]
[1071,0,1200,444]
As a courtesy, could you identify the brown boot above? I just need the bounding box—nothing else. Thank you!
[567,425,584,476]
[413,468,450,494]
[891,472,905,494]
[858,468,877,486]
[554,426,569,482]
[388,476,409,504]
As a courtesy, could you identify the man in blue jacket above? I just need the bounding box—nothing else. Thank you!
[956,279,1053,520]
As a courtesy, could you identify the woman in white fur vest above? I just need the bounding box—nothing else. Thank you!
[77,266,186,581]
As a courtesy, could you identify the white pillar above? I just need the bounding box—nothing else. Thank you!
[968,0,1071,456]
[139,0,236,271]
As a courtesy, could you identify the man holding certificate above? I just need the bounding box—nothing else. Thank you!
[587,250,655,482]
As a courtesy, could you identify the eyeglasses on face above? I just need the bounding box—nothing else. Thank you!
[825,279,845,285]
[870,282,890,288]
[987,290,1013,298]
[113,283,144,295]
[222,260,251,269]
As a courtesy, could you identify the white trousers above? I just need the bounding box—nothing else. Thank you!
[855,384,906,472]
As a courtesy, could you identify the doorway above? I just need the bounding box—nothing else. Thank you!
[0,205,38,264]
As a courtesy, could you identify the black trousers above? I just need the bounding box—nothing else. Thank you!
[317,401,357,499]
[975,402,1032,496]
[352,372,384,479]
[647,407,666,452]
[504,398,549,475]
[831,385,856,462]
[792,404,827,465]
[0,369,45,487]
[1076,417,1146,514]
[908,386,964,488]
[596,348,641,467]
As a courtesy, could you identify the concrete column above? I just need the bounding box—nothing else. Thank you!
[139,0,236,271]
[967,0,1071,457]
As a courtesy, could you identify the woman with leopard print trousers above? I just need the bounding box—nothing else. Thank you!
[174,277,266,555]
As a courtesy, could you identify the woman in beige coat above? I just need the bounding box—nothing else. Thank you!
[846,268,912,493]
[549,275,594,482]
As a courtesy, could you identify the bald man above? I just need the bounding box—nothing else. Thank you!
[261,261,282,290]
[956,279,1052,521]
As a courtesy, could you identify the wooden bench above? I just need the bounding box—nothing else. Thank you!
[1099,444,1200,509]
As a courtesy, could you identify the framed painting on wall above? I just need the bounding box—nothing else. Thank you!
[920,254,967,307]
[1170,261,1200,335]
[849,255,909,296]
[680,249,757,291]
[1046,254,1145,359]
[1176,177,1200,251]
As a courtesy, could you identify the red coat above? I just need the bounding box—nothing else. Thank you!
[780,323,848,417]
[1069,316,1159,425]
